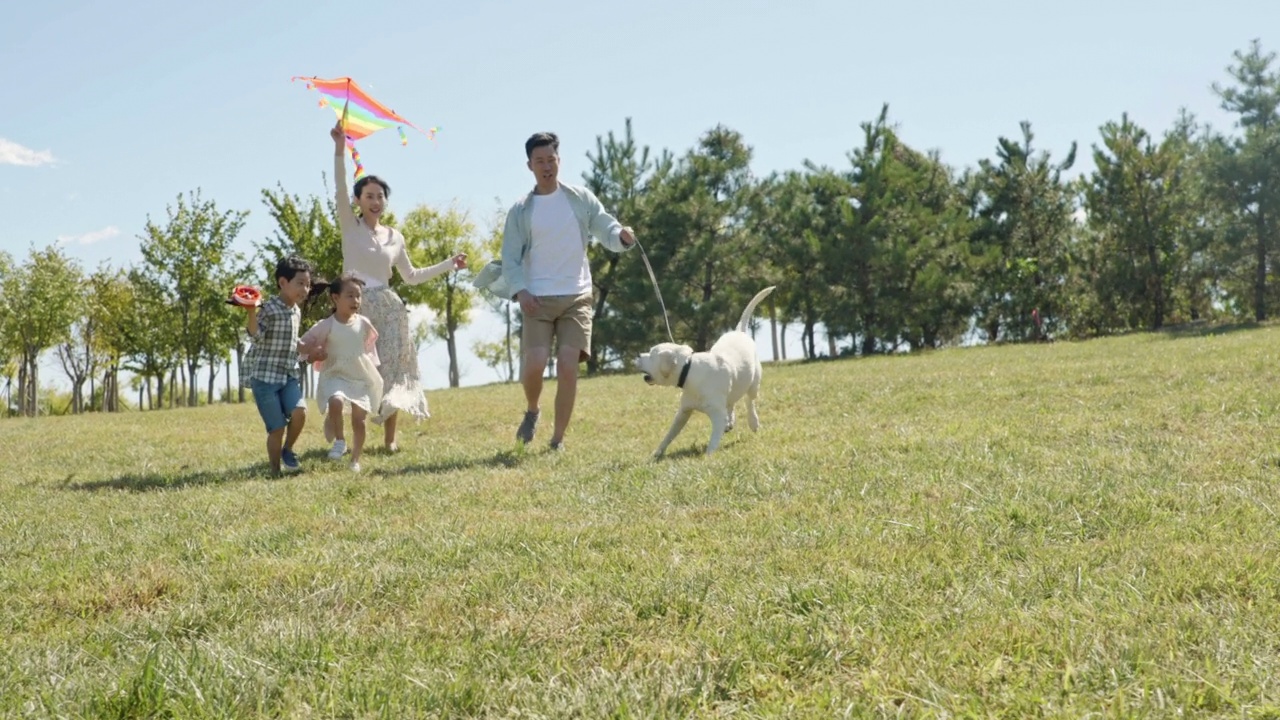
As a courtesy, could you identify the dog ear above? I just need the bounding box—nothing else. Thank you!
[658,353,677,379]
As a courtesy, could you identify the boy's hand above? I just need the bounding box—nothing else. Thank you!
[331,121,346,149]
[451,252,468,270]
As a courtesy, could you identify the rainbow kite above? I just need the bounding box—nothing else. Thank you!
[292,75,439,178]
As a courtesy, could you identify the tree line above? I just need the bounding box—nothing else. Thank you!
[579,40,1280,372]
[2,40,1277,416]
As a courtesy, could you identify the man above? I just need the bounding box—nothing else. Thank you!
[497,132,636,450]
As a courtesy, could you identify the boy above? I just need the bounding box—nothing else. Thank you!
[237,254,317,474]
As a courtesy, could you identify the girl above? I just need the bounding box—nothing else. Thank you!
[299,273,382,472]
[330,122,467,453]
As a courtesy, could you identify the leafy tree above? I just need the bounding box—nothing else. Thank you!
[1083,113,1188,330]
[1,246,83,416]
[137,190,249,407]
[397,203,481,388]
[1208,39,1280,321]
[970,122,1078,342]
[583,118,675,372]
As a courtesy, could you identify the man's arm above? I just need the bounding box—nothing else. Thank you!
[501,205,531,299]
[584,189,635,253]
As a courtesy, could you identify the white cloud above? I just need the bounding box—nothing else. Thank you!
[56,225,121,246]
[0,138,56,167]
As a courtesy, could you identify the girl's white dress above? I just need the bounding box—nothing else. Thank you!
[300,314,383,415]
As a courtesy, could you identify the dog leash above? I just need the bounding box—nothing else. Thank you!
[633,236,675,344]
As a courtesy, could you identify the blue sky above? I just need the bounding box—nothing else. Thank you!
[1,0,1273,391]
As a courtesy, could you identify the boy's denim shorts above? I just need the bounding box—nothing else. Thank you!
[251,377,304,432]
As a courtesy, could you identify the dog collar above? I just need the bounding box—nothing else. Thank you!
[677,360,692,388]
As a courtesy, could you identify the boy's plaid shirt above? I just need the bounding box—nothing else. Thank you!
[245,296,302,384]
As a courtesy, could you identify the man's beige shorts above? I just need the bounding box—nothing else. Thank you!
[522,291,594,361]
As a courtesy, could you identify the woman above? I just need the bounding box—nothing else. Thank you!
[330,122,467,452]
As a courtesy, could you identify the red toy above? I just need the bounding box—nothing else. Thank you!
[227,285,263,308]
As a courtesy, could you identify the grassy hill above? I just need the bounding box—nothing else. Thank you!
[4,326,1280,717]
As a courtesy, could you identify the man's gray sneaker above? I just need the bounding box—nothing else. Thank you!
[516,410,540,444]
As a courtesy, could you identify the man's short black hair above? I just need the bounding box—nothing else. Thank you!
[525,132,559,159]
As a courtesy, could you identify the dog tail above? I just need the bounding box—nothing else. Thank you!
[736,286,776,333]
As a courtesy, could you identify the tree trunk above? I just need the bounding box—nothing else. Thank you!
[446,295,460,388]
[1148,240,1165,331]
[107,365,118,412]
[779,323,787,361]
[768,296,779,362]
[504,302,514,382]
[225,358,231,403]
[697,259,715,351]
[447,332,460,388]
[27,355,39,417]
[236,341,246,403]
[1255,209,1268,322]
[17,357,27,417]
[207,358,217,405]
[588,257,620,375]
[828,332,838,358]
[187,360,200,407]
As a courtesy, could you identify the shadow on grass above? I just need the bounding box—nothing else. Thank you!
[1156,320,1260,340]
[371,449,526,478]
[658,446,709,461]
[65,464,278,493]
[656,434,746,461]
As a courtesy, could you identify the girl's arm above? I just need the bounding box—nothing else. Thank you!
[299,317,332,371]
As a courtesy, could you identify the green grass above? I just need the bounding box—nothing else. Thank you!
[4,326,1280,718]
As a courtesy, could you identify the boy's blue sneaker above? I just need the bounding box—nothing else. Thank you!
[281,448,301,473]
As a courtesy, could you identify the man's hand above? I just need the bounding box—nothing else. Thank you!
[516,290,541,315]
[620,226,637,247]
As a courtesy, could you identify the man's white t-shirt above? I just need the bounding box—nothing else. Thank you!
[526,188,591,296]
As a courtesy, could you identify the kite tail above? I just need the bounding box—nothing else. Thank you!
[397,127,408,146]
[346,139,366,179]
